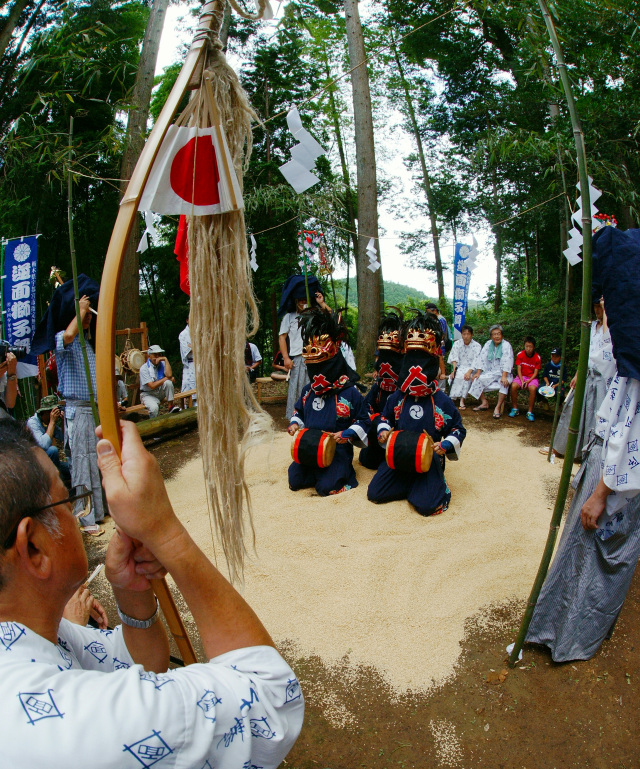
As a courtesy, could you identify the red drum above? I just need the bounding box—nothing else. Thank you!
[386,430,434,473]
[291,428,336,468]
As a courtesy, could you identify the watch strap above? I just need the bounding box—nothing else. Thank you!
[116,597,160,629]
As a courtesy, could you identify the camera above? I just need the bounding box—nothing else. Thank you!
[0,341,28,361]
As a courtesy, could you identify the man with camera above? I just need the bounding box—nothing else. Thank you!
[26,394,71,484]
[0,350,18,419]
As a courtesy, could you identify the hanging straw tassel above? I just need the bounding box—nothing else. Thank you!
[187,46,271,584]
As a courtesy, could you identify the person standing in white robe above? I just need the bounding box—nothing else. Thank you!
[469,324,514,418]
[178,317,197,406]
[447,325,481,409]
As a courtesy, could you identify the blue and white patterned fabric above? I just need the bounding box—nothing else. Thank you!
[0,618,304,768]
[595,375,640,517]
[55,331,96,420]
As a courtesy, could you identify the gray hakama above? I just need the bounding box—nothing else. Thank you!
[526,436,640,662]
[553,370,609,459]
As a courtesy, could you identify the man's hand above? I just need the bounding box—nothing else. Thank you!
[570,374,577,389]
[106,528,167,592]
[283,356,294,371]
[332,431,349,444]
[500,374,510,388]
[78,295,91,318]
[378,430,390,445]
[315,291,328,310]
[473,371,482,381]
[95,421,183,548]
[464,369,472,381]
[50,406,61,424]
[581,479,610,530]
[5,351,17,376]
[433,441,446,456]
[63,586,109,629]
[287,423,299,436]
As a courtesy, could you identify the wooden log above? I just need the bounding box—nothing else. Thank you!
[136,407,198,439]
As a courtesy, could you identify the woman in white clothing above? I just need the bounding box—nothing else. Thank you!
[447,325,482,409]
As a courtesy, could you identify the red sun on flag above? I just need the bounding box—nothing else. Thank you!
[170,136,221,206]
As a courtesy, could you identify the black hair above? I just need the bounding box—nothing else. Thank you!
[0,421,52,588]
[524,336,536,347]
[404,309,443,346]
[461,325,474,335]
[378,308,404,338]
[298,307,348,345]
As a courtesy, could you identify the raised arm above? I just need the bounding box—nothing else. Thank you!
[96,422,274,660]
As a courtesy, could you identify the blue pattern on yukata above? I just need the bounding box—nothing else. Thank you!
[250,716,275,740]
[198,690,222,721]
[1,622,26,651]
[217,717,246,748]
[123,730,174,768]
[19,689,64,725]
[285,678,301,703]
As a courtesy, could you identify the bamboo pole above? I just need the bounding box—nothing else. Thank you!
[67,117,99,427]
[508,0,594,666]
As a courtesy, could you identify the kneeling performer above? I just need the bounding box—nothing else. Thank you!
[359,309,405,469]
[288,308,369,496]
[368,310,466,516]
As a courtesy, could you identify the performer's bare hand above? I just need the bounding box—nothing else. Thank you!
[283,356,294,371]
[287,423,299,436]
[332,431,349,444]
[433,442,446,456]
[580,480,611,531]
[378,430,390,445]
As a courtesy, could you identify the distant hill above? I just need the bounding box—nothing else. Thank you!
[332,278,430,308]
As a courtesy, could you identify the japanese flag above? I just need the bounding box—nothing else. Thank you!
[139,125,243,215]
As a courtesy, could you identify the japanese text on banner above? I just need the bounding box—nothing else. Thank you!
[453,243,472,337]
[2,236,39,373]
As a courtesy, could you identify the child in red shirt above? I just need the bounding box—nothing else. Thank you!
[509,336,541,421]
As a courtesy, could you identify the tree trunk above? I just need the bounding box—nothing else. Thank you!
[391,38,445,305]
[344,0,381,371]
[491,174,502,312]
[0,0,29,61]
[117,0,170,333]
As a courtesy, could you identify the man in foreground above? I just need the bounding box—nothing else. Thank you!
[0,420,304,768]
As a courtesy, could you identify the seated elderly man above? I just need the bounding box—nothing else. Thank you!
[139,344,180,417]
[468,324,514,419]
[0,419,304,768]
[26,394,71,484]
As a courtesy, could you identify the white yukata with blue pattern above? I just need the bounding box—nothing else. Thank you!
[0,618,304,769]
[596,375,640,518]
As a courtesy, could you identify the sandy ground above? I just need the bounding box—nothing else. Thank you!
[165,427,562,693]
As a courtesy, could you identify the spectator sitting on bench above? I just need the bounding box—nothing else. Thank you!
[139,345,180,417]
[26,394,71,484]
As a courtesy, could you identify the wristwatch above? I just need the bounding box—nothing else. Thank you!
[116,597,160,629]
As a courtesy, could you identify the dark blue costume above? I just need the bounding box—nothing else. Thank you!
[359,381,395,469]
[289,383,369,496]
[367,389,466,515]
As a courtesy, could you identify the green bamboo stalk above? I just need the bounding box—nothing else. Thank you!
[67,117,99,426]
[508,0,594,666]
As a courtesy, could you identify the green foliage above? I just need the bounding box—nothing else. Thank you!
[466,290,581,374]
[333,277,430,308]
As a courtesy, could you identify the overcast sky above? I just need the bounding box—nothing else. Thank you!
[156,3,496,301]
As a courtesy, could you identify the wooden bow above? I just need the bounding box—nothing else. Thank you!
[96,1,223,666]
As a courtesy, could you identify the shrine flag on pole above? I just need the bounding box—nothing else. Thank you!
[139,125,243,215]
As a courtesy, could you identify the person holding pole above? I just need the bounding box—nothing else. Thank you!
[525,226,640,662]
[55,294,105,535]
[0,418,304,768]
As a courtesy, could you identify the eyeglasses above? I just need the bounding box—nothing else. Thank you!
[2,485,93,549]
